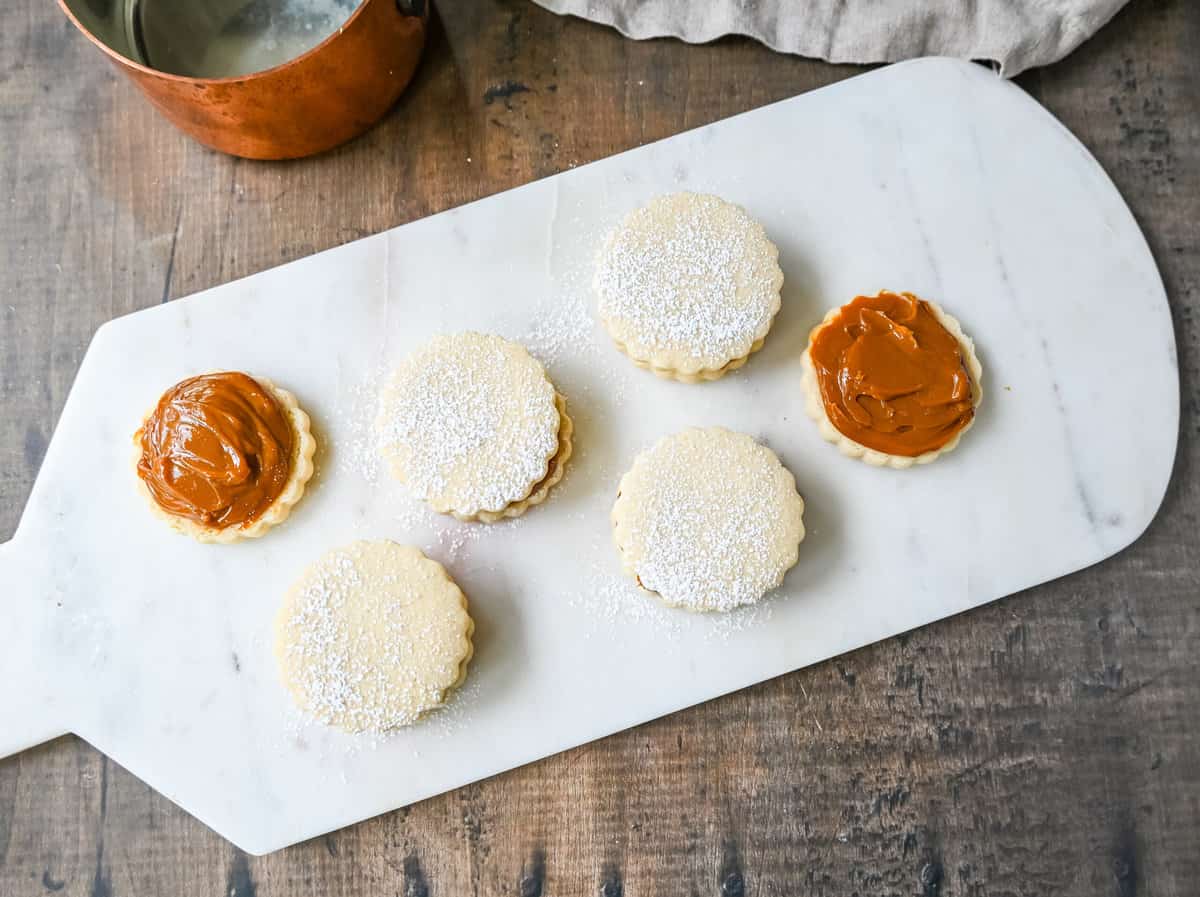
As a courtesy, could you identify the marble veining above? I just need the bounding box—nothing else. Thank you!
[0,59,1178,854]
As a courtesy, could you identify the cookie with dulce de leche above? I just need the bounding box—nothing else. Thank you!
[801,291,983,468]
[134,372,316,543]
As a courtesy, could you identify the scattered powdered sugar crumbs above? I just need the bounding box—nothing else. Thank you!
[564,552,777,645]
[524,288,594,368]
[335,362,388,486]
[522,236,631,413]
[434,521,483,565]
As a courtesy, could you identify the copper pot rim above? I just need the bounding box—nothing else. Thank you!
[56,0,383,85]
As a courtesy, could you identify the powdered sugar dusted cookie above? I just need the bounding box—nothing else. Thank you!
[274,541,474,733]
[612,428,805,612]
[595,193,784,382]
[377,332,569,521]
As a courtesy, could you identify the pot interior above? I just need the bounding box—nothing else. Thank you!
[63,0,363,78]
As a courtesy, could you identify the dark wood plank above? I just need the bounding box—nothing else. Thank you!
[2,0,1197,894]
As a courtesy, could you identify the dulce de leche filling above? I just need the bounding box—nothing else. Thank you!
[809,291,975,457]
[137,372,295,529]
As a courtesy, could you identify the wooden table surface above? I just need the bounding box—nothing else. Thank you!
[2,0,1197,894]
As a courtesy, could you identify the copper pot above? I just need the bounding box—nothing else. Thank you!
[57,0,429,160]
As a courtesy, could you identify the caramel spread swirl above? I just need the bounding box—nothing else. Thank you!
[137,372,295,528]
[809,291,975,457]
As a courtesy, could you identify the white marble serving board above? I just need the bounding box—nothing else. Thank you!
[0,59,1178,854]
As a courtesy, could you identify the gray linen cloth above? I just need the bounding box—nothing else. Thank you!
[531,1,1130,76]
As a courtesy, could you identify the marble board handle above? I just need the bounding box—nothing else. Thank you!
[0,535,70,758]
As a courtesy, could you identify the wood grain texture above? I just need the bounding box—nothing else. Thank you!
[2,0,1197,894]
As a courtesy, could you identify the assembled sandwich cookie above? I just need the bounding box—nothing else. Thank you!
[275,541,475,733]
[377,332,572,522]
[612,427,806,612]
[595,192,784,382]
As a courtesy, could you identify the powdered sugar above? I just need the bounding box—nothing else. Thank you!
[523,258,631,413]
[381,350,502,494]
[434,521,484,566]
[524,289,594,367]
[565,553,779,645]
[281,551,377,727]
[335,365,386,486]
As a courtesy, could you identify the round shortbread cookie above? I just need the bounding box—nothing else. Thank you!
[275,541,474,733]
[377,332,563,519]
[800,295,984,469]
[612,428,805,612]
[595,192,784,381]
